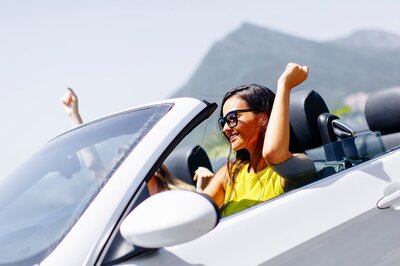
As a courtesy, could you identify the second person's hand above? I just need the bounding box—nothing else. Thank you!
[61,87,82,125]
[194,166,214,192]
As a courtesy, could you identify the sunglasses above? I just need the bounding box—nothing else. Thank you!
[218,109,254,131]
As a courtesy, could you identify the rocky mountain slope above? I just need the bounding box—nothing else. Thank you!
[173,23,400,110]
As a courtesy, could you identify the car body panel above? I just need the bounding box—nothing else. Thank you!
[126,149,400,266]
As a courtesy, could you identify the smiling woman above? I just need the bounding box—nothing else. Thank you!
[199,63,316,217]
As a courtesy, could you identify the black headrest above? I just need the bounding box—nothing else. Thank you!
[289,89,330,150]
[163,145,213,186]
[365,87,400,135]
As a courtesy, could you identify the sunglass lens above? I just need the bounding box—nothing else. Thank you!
[226,112,237,127]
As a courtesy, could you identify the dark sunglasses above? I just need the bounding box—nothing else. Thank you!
[218,109,254,131]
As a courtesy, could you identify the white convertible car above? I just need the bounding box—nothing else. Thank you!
[1,88,400,266]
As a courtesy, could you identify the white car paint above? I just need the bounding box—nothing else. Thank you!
[126,150,400,266]
[120,190,218,248]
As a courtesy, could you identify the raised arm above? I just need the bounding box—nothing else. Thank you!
[61,88,105,175]
[61,87,83,125]
[262,63,308,165]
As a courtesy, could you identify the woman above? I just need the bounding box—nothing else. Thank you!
[61,88,195,195]
[198,62,312,217]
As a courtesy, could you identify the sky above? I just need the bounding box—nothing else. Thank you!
[1,0,400,177]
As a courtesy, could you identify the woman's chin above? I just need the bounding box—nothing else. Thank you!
[231,142,242,151]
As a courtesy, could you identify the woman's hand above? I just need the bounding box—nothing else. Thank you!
[194,166,214,192]
[278,63,308,90]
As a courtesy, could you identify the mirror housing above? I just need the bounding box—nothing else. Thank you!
[120,190,220,248]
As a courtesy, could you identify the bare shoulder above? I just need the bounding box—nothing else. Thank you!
[214,163,232,190]
[203,164,230,201]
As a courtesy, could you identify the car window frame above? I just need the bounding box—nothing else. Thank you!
[95,101,218,265]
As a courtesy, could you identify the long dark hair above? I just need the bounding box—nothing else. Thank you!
[221,83,275,204]
[153,164,195,191]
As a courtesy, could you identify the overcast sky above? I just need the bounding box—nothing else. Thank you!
[1,0,400,177]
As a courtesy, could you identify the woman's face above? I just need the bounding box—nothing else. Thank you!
[221,95,267,152]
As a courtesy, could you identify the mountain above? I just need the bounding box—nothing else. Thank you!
[172,23,400,110]
[328,30,400,51]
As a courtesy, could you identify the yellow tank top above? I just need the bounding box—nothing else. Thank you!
[222,163,284,217]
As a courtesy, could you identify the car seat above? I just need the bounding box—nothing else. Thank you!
[164,144,213,187]
[364,87,400,150]
[289,89,329,150]
[289,89,357,179]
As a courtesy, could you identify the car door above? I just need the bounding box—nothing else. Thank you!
[124,145,400,265]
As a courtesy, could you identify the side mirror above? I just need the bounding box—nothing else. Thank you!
[120,190,220,248]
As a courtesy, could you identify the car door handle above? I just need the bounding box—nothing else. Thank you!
[377,183,400,210]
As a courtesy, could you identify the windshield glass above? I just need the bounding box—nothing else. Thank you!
[0,104,171,266]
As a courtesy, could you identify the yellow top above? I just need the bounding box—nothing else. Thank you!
[222,163,284,217]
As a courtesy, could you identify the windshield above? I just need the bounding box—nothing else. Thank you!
[0,104,171,266]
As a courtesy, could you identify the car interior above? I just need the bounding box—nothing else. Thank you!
[163,144,213,188]
[283,88,397,181]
